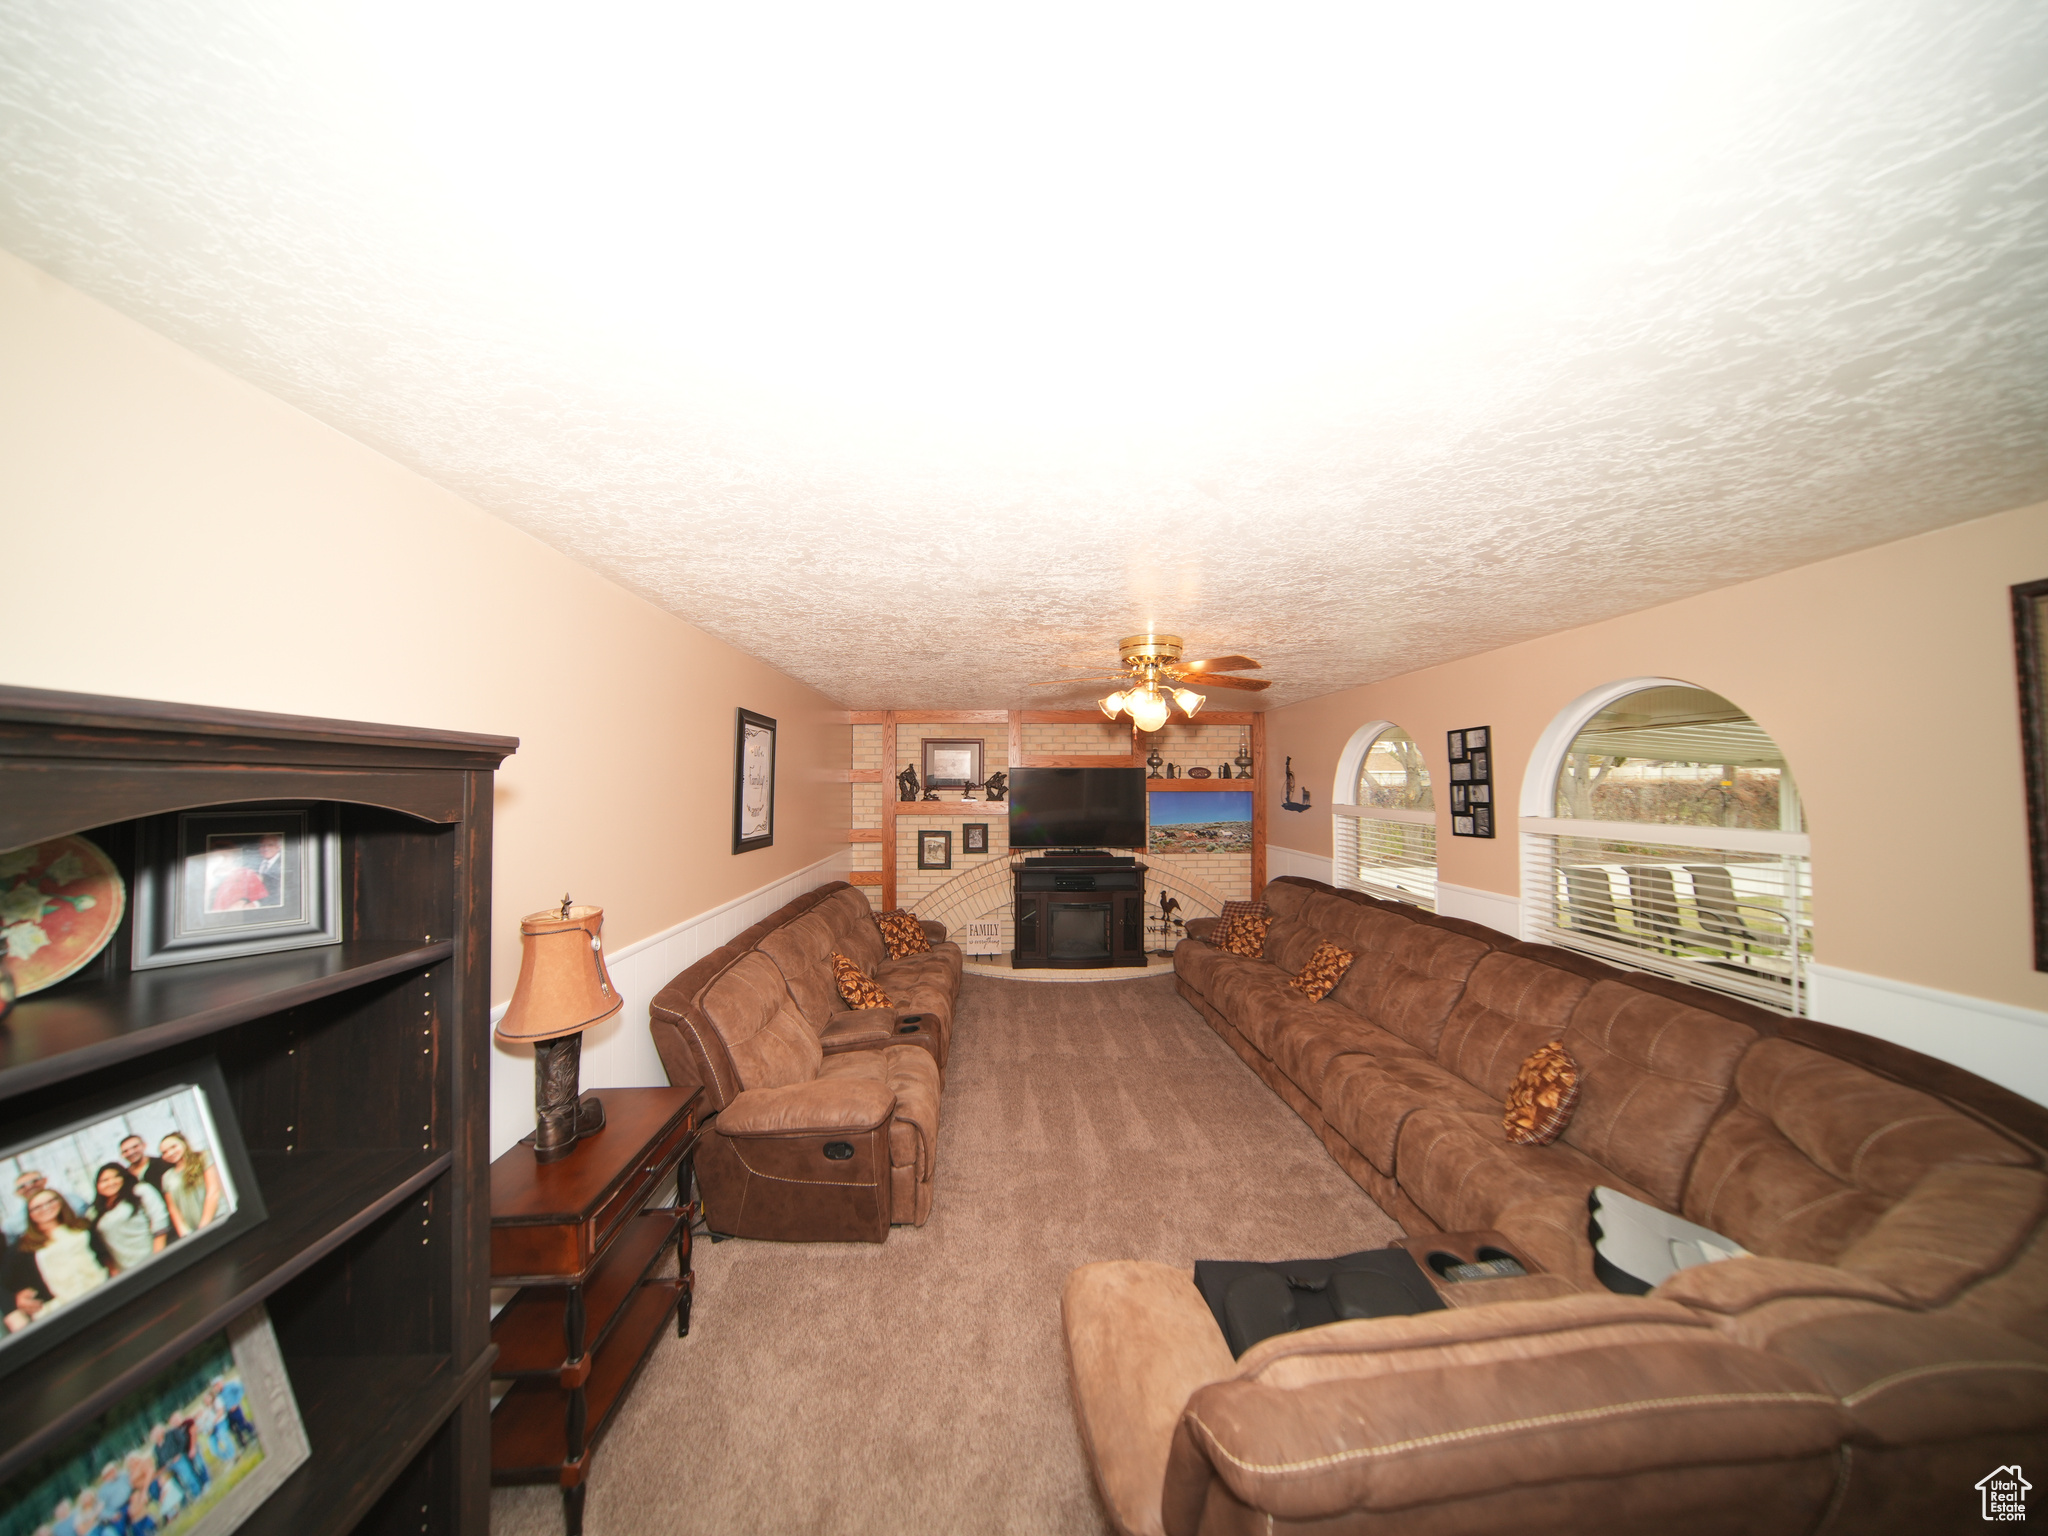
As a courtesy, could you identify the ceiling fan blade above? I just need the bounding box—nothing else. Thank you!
[1186,673,1272,691]
[1180,655,1263,674]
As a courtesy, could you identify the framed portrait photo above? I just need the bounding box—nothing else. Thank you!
[132,804,339,971]
[920,738,983,791]
[0,1303,308,1536]
[917,829,952,871]
[962,823,989,855]
[0,1059,266,1379]
[734,709,777,854]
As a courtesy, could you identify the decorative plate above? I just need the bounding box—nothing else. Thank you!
[1187,767,1213,779]
[0,835,126,995]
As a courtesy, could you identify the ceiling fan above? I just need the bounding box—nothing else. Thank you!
[1028,633,1271,731]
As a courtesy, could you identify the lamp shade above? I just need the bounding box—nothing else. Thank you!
[1098,691,1127,720]
[1172,688,1205,718]
[495,903,623,1043]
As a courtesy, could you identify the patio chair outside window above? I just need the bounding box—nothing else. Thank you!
[1522,683,1812,1014]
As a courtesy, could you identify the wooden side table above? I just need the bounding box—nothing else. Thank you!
[488,1085,704,1535]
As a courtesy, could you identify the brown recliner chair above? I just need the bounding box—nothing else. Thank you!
[651,946,941,1241]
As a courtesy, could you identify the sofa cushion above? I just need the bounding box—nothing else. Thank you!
[1434,951,1594,1100]
[875,908,932,957]
[1323,1055,1498,1175]
[697,950,825,1091]
[1504,1040,1581,1146]
[1268,1002,1428,1102]
[1323,920,1490,1055]
[1215,910,1272,958]
[756,909,851,1026]
[1396,1107,1658,1232]
[1288,940,1354,1001]
[818,886,893,971]
[1559,981,1756,1210]
[1261,879,1316,922]
[830,951,891,1010]
[1172,937,1238,999]
[1682,1038,2033,1266]
[1260,916,1329,974]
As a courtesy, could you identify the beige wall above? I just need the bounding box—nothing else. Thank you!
[1265,498,2048,1015]
[0,249,849,1004]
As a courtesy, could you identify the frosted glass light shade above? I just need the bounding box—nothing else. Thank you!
[1129,687,1171,733]
[1099,691,1127,719]
[1173,688,1205,718]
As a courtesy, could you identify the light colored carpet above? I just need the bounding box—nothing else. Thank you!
[490,972,1403,1536]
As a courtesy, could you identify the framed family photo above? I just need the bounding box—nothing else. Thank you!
[734,709,777,854]
[0,1304,308,1536]
[131,804,339,971]
[0,1060,265,1379]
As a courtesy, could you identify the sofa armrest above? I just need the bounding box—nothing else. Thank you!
[1064,1261,1237,1536]
[715,1078,893,1138]
[1183,917,1221,942]
[821,1008,944,1067]
[1161,1295,1847,1532]
[918,918,948,944]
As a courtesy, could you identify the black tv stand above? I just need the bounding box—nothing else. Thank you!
[1012,856,1147,969]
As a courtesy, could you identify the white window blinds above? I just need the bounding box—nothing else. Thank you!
[1520,817,1812,1014]
[1332,805,1438,912]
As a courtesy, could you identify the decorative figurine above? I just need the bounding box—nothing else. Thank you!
[1153,891,1183,956]
[1146,747,1163,778]
[897,765,921,802]
[1282,755,1312,812]
[983,771,1008,802]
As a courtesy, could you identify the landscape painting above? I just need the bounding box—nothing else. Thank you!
[1148,791,1253,854]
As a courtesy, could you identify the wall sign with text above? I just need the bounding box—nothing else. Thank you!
[1447,726,1495,838]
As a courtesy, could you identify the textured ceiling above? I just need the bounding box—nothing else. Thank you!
[3,1,2045,710]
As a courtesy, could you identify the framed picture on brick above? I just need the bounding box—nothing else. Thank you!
[917,829,953,870]
[963,823,989,855]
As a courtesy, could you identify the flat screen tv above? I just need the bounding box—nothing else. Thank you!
[1008,766,1146,850]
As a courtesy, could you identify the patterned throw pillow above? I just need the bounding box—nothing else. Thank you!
[875,908,933,958]
[1215,910,1273,959]
[1504,1041,1581,1146]
[830,951,892,1011]
[1287,940,1355,1001]
[1217,899,1270,929]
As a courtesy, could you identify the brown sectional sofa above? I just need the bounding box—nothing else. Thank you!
[649,881,963,1242]
[1064,875,2048,1535]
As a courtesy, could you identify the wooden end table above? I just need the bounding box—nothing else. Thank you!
[488,1085,704,1535]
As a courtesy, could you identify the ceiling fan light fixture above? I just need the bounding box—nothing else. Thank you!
[1129,687,1172,734]
[1172,688,1205,718]
[1099,690,1127,720]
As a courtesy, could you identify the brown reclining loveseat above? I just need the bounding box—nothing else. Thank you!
[650,881,963,1241]
[1064,876,2048,1534]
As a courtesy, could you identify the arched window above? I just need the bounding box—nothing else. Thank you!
[1331,722,1437,910]
[1521,681,1812,1013]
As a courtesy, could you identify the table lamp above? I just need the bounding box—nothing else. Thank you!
[496,895,619,1162]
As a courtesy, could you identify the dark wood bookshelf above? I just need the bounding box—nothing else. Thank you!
[0,1150,449,1479]
[0,940,453,1099]
[238,1351,496,1536]
[0,688,515,1536]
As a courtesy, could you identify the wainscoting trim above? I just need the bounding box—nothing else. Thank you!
[1807,962,2048,1109]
